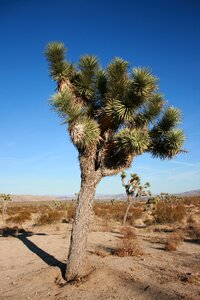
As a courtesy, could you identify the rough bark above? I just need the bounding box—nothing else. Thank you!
[65,148,101,282]
[65,177,97,281]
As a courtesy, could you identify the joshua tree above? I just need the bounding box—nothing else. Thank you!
[49,200,61,210]
[0,194,12,224]
[45,42,185,281]
[121,172,150,226]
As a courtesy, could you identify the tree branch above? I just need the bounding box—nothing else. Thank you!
[101,155,134,177]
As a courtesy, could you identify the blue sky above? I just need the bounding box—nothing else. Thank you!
[0,0,199,195]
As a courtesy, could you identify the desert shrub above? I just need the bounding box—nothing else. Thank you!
[93,202,123,221]
[155,202,186,224]
[36,210,63,225]
[93,202,144,224]
[165,230,185,251]
[7,205,39,216]
[144,217,156,226]
[120,226,136,239]
[182,196,200,208]
[188,224,200,241]
[127,207,144,225]
[93,205,107,218]
[6,211,32,225]
[115,238,143,257]
[186,221,200,241]
[67,205,75,221]
[99,219,113,232]
[114,226,143,257]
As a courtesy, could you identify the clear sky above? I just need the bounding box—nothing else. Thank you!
[0,0,200,196]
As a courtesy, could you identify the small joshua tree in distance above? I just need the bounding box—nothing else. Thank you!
[121,172,151,226]
[0,194,12,224]
[49,199,61,210]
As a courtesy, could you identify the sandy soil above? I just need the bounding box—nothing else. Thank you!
[0,221,200,300]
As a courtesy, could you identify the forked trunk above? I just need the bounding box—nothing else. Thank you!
[65,175,98,281]
[122,195,132,226]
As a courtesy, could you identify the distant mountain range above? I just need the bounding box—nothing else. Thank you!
[9,189,200,202]
[177,189,200,196]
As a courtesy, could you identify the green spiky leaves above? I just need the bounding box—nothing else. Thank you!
[130,173,140,183]
[150,129,186,159]
[157,106,182,132]
[105,98,135,124]
[69,117,100,150]
[114,128,150,155]
[45,42,76,82]
[121,172,151,201]
[75,55,100,100]
[45,41,186,166]
[133,94,165,127]
[148,105,185,159]
[51,90,82,122]
[121,171,127,179]
[131,68,158,97]
[106,58,129,100]
[45,42,66,64]
[96,69,107,97]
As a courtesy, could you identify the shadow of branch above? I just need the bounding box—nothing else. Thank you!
[0,226,66,278]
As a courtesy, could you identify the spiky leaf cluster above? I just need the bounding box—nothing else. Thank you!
[114,128,150,155]
[149,106,185,159]
[121,172,151,198]
[69,117,100,150]
[0,194,12,202]
[45,42,185,163]
[45,42,75,82]
[51,90,82,122]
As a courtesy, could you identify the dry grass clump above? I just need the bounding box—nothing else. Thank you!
[126,207,144,225]
[188,224,200,241]
[165,230,185,251]
[130,207,143,219]
[114,226,143,257]
[120,226,137,239]
[7,205,38,216]
[67,204,75,222]
[155,202,186,224]
[115,238,143,257]
[94,245,111,257]
[6,211,32,225]
[186,218,200,241]
[100,219,113,232]
[35,210,64,225]
[93,202,144,224]
[93,203,122,220]
[182,196,200,208]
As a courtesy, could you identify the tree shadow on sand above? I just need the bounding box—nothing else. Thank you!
[0,226,66,278]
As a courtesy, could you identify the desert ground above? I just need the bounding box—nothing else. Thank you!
[0,197,200,300]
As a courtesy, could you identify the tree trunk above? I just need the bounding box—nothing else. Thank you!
[122,195,132,226]
[65,175,98,282]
